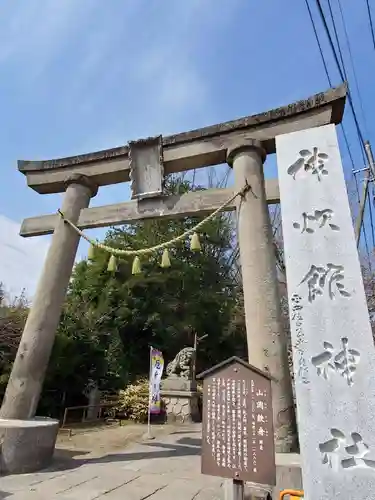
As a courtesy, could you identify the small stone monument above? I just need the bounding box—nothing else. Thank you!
[161,347,200,423]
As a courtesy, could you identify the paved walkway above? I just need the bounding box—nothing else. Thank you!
[0,425,224,500]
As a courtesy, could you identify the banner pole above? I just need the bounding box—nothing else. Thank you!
[147,345,154,440]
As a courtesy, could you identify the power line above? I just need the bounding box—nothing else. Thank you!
[305,0,361,170]
[305,0,362,168]
[338,129,371,265]
[304,0,332,85]
[315,0,367,157]
[304,0,350,163]
[337,0,369,138]
[332,0,375,254]
[366,0,375,53]
[325,0,367,164]
[327,0,348,80]
[319,0,375,260]
[305,0,374,260]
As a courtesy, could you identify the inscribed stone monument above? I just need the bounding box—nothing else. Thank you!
[276,123,375,499]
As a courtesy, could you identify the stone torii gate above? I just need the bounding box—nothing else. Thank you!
[0,85,346,458]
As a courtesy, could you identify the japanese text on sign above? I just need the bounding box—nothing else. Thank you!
[202,362,275,486]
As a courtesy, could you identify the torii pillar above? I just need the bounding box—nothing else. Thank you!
[0,174,97,420]
[228,139,296,453]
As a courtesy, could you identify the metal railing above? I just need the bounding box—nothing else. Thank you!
[61,402,117,428]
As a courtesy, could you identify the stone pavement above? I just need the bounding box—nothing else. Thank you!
[0,425,224,500]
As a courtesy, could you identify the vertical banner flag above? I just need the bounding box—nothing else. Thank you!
[149,348,164,414]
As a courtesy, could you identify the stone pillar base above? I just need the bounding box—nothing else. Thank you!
[161,377,200,423]
[0,417,59,475]
[273,453,302,499]
[161,391,200,423]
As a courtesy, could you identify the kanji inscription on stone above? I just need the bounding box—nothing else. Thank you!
[199,357,275,487]
[276,124,375,500]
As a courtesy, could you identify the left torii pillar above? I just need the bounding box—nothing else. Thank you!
[0,174,97,420]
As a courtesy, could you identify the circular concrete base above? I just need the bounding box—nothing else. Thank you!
[0,417,59,475]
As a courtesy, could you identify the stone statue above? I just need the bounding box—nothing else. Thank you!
[166,347,195,379]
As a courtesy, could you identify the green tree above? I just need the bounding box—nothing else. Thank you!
[54,176,243,393]
[1,177,248,417]
[0,288,29,398]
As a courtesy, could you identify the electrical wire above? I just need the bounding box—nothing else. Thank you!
[315,1,371,182]
[305,0,363,171]
[315,0,367,160]
[306,0,373,263]
[304,0,360,170]
[366,0,375,53]
[337,0,369,138]
[324,0,368,167]
[332,0,375,254]
[304,0,332,85]
[327,0,348,80]
[339,128,372,267]
[305,0,355,170]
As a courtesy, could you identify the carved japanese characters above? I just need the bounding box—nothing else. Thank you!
[311,338,360,386]
[290,294,309,385]
[287,147,329,181]
[200,360,275,486]
[299,263,351,302]
[319,429,375,471]
[293,209,340,233]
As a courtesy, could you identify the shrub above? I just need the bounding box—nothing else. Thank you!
[113,378,149,423]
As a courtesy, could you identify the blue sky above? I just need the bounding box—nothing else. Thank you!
[0,0,374,298]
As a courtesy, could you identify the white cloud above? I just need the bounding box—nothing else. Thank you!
[135,45,208,120]
[0,215,49,301]
[0,0,95,81]
[0,1,243,293]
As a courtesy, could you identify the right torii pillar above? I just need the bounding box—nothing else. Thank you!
[228,139,296,454]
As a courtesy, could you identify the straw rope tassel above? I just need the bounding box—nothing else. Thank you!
[190,232,201,252]
[132,256,142,275]
[107,255,117,272]
[160,248,171,268]
[88,243,96,261]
